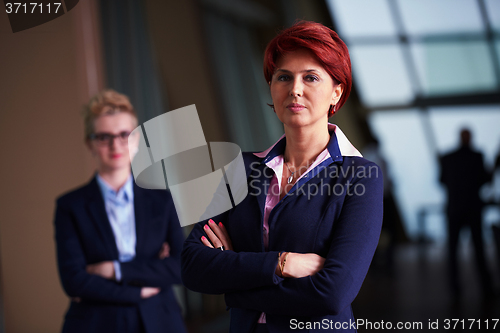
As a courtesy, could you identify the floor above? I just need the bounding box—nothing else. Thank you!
[353,243,500,332]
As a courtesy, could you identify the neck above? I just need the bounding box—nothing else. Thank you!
[283,121,330,168]
[97,167,131,191]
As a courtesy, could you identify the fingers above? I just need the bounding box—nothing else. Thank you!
[203,223,223,249]
[158,242,170,259]
[282,253,326,278]
[163,242,170,256]
[208,220,231,248]
[201,235,213,248]
[217,222,233,250]
[200,219,233,251]
[86,263,97,275]
[85,262,114,279]
[141,287,161,299]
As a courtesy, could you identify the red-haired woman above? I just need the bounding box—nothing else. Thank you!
[182,21,383,333]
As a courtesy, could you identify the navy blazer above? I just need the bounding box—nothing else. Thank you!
[54,176,186,333]
[182,129,383,332]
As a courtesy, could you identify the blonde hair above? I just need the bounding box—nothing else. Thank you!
[83,89,137,140]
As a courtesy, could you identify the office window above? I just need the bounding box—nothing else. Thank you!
[327,0,500,241]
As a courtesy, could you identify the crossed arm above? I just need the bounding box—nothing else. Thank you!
[55,201,182,304]
[83,243,170,299]
[201,219,325,279]
[182,170,383,316]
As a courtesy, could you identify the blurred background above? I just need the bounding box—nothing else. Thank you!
[1,0,500,332]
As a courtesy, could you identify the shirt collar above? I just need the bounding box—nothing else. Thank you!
[253,123,362,163]
[96,174,134,203]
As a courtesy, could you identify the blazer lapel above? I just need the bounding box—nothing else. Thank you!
[133,184,150,254]
[245,160,273,251]
[248,161,270,220]
[85,177,119,259]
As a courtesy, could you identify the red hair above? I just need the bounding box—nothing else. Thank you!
[264,21,352,116]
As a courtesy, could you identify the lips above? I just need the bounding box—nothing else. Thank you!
[286,103,305,112]
[111,154,122,159]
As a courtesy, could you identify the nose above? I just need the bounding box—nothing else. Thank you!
[108,136,120,149]
[290,78,303,97]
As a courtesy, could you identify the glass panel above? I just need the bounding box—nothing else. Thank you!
[397,0,484,35]
[485,0,500,33]
[496,39,500,67]
[370,106,500,242]
[369,110,446,241]
[429,105,500,240]
[411,40,496,96]
[349,44,414,107]
[326,0,397,40]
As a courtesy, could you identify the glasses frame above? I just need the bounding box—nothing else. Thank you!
[89,131,132,146]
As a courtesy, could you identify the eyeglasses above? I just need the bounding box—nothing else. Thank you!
[89,131,131,146]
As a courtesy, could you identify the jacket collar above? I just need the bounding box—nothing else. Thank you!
[85,176,120,258]
[83,175,150,258]
[253,123,362,164]
[96,174,134,204]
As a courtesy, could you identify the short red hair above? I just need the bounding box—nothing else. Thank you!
[264,21,352,116]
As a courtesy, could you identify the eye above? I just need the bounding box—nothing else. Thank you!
[119,131,131,140]
[276,74,291,82]
[96,134,111,143]
[304,75,319,82]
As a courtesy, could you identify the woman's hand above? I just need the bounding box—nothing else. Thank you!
[158,242,170,259]
[140,287,161,299]
[200,219,233,251]
[86,261,115,279]
[279,253,325,278]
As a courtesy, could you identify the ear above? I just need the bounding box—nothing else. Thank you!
[331,84,343,105]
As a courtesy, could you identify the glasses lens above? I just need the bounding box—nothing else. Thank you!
[119,131,131,142]
[96,134,111,144]
[92,132,131,145]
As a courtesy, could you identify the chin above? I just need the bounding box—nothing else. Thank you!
[283,116,312,128]
[103,161,129,172]
[287,114,328,128]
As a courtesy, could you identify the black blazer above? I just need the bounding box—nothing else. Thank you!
[54,176,186,333]
[440,146,490,213]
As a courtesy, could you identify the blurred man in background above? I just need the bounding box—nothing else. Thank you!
[440,128,493,300]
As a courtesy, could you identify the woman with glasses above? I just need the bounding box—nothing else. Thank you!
[54,90,186,333]
[182,21,383,332]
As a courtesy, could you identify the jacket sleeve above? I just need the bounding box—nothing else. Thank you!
[181,212,284,295]
[224,166,384,317]
[120,197,184,288]
[54,200,142,304]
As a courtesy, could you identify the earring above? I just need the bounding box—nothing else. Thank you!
[328,104,336,117]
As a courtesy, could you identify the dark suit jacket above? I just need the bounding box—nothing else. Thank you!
[182,132,383,332]
[440,146,490,215]
[54,176,186,333]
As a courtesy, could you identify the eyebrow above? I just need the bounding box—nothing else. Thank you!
[275,69,320,74]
